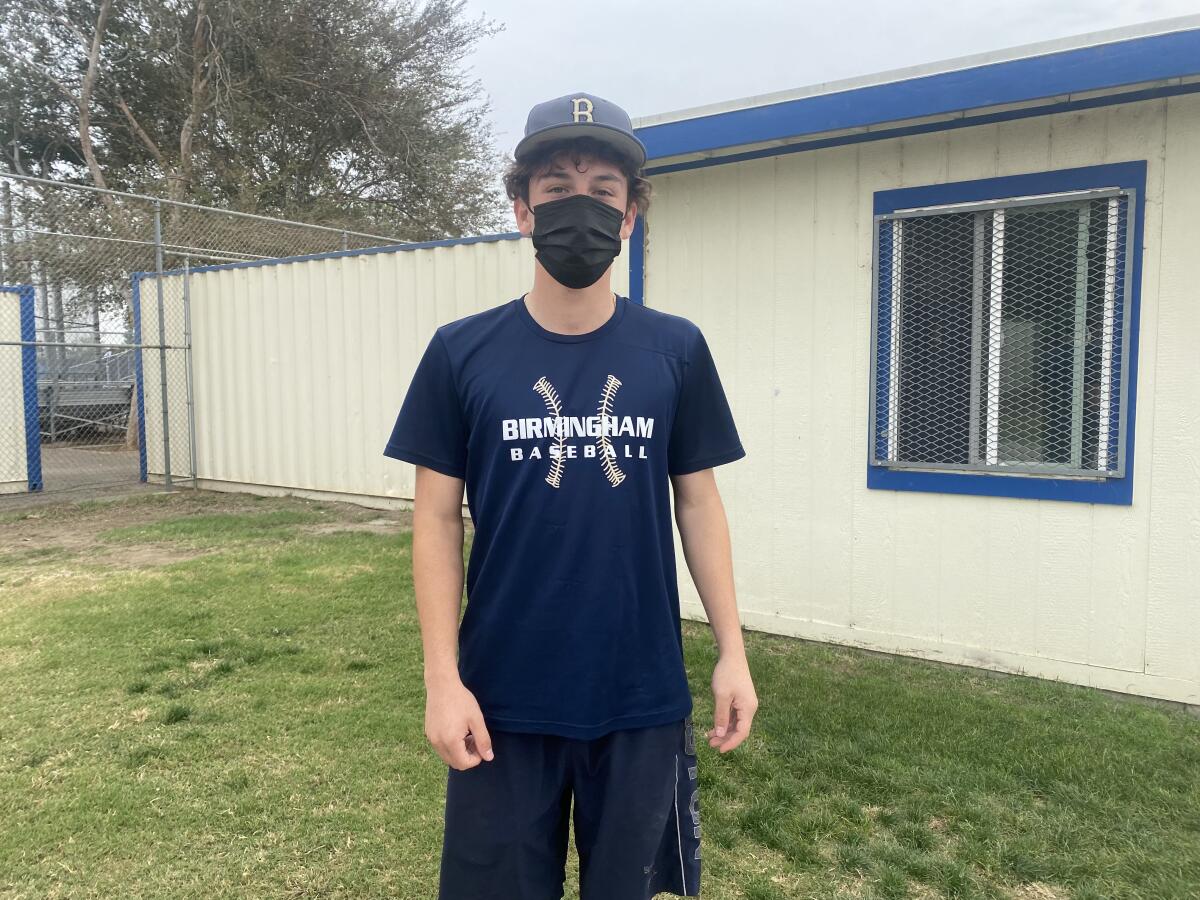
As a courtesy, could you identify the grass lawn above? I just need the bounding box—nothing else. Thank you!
[0,490,1197,899]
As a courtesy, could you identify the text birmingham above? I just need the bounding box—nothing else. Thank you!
[501,415,655,441]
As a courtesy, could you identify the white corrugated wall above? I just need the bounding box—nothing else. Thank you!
[646,94,1200,705]
[137,234,630,505]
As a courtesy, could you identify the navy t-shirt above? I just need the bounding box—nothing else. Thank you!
[383,293,745,739]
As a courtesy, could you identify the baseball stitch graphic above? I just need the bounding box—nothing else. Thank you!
[596,374,626,486]
[530,374,626,488]
[532,376,566,487]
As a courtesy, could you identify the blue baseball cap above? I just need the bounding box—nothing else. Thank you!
[514,92,647,169]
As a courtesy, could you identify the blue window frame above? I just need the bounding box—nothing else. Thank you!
[868,160,1146,505]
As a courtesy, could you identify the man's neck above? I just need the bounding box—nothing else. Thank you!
[524,265,616,336]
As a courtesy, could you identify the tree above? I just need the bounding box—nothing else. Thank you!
[0,0,507,239]
[1,0,506,454]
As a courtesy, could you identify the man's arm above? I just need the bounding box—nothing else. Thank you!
[671,467,758,753]
[412,465,495,769]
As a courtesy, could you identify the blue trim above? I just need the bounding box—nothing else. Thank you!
[629,214,645,306]
[133,230,524,281]
[868,160,1146,505]
[644,81,1200,176]
[872,160,1146,215]
[130,275,148,483]
[637,28,1200,162]
[1,285,43,491]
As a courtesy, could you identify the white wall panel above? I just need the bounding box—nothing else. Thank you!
[1144,94,1200,688]
[647,96,1200,705]
[138,235,629,507]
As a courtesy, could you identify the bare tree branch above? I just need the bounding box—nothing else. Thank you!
[77,0,113,193]
[114,94,166,170]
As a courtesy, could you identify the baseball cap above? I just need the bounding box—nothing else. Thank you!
[514,92,647,170]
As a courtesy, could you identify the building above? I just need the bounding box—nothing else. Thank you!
[631,15,1200,706]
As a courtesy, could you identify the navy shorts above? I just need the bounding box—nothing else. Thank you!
[437,713,701,900]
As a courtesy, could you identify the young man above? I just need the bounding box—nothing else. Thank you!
[383,91,758,900]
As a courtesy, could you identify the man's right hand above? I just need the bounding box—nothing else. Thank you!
[424,677,495,770]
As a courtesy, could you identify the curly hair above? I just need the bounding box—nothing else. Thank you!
[503,136,652,216]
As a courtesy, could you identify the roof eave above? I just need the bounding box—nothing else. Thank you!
[633,17,1200,167]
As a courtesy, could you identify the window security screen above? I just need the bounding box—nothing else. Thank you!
[870,188,1132,479]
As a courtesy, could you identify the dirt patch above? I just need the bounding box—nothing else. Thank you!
[300,562,382,581]
[1008,883,1070,900]
[0,488,415,578]
[297,518,408,537]
[101,543,214,568]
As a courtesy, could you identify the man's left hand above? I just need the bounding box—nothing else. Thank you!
[706,653,758,753]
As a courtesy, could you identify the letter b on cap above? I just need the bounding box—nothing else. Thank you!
[571,97,594,122]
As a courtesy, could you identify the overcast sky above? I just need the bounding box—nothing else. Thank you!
[463,1,1198,228]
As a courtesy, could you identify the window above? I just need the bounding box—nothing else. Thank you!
[868,163,1144,505]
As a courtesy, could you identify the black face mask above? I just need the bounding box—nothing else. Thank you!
[530,193,625,290]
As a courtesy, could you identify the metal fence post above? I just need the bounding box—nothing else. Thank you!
[153,200,173,489]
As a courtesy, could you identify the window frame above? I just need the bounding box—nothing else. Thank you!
[867,160,1147,505]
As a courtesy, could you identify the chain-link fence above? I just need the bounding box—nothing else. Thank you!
[870,187,1134,479]
[0,172,403,501]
